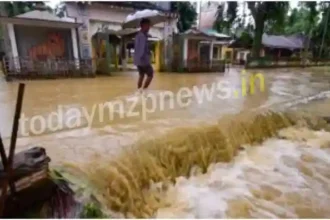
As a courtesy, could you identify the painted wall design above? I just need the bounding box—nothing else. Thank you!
[28,33,65,60]
[15,25,73,60]
[77,4,91,59]
[79,17,91,59]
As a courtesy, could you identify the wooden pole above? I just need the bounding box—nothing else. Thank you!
[0,134,9,216]
[8,83,25,181]
[0,83,25,216]
[0,135,7,168]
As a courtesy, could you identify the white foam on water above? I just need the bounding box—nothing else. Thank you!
[155,127,330,218]
[283,90,330,108]
[254,90,330,112]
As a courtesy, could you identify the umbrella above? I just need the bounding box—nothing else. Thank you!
[116,28,139,36]
[122,9,168,29]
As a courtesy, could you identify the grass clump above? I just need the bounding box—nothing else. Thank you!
[80,203,106,218]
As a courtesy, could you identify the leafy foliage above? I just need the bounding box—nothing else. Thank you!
[213,2,238,35]
[213,1,330,59]
[312,2,330,58]
[263,2,290,34]
[247,2,289,57]
[80,203,106,218]
[171,2,197,33]
[278,2,319,35]
[2,2,51,17]
[213,2,289,57]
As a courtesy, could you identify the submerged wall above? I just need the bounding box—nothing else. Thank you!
[246,57,330,69]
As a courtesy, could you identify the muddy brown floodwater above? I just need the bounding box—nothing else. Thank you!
[1,67,330,217]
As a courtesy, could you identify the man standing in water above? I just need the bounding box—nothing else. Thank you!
[134,18,153,94]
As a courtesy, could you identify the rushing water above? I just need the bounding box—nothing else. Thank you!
[156,127,330,218]
[1,67,330,217]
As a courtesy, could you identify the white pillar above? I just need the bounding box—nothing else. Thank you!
[209,40,214,68]
[7,23,20,70]
[183,38,188,67]
[71,28,80,69]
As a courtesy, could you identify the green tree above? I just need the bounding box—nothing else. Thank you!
[312,2,330,58]
[214,2,289,58]
[282,7,312,35]
[2,2,51,17]
[299,2,319,60]
[263,2,320,59]
[0,2,52,56]
[213,2,238,35]
[171,2,197,33]
[269,1,330,59]
[214,1,330,59]
[247,2,289,58]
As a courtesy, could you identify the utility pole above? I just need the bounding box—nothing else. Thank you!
[319,5,330,59]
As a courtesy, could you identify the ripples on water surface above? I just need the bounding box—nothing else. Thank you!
[1,67,330,217]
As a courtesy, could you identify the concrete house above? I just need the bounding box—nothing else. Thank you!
[198,2,234,62]
[0,2,178,78]
[64,2,178,72]
[229,33,307,63]
[0,9,84,78]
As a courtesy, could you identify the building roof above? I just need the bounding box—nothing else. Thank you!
[200,29,231,39]
[72,2,178,18]
[76,2,174,13]
[16,10,75,23]
[229,33,306,50]
[0,10,80,28]
[200,40,234,45]
[181,28,232,41]
[181,28,216,40]
[262,34,305,49]
[102,2,171,12]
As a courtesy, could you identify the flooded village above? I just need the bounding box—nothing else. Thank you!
[1,1,330,218]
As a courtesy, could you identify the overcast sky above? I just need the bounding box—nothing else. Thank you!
[46,0,306,23]
[47,1,301,12]
[196,1,300,14]
[194,1,305,27]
